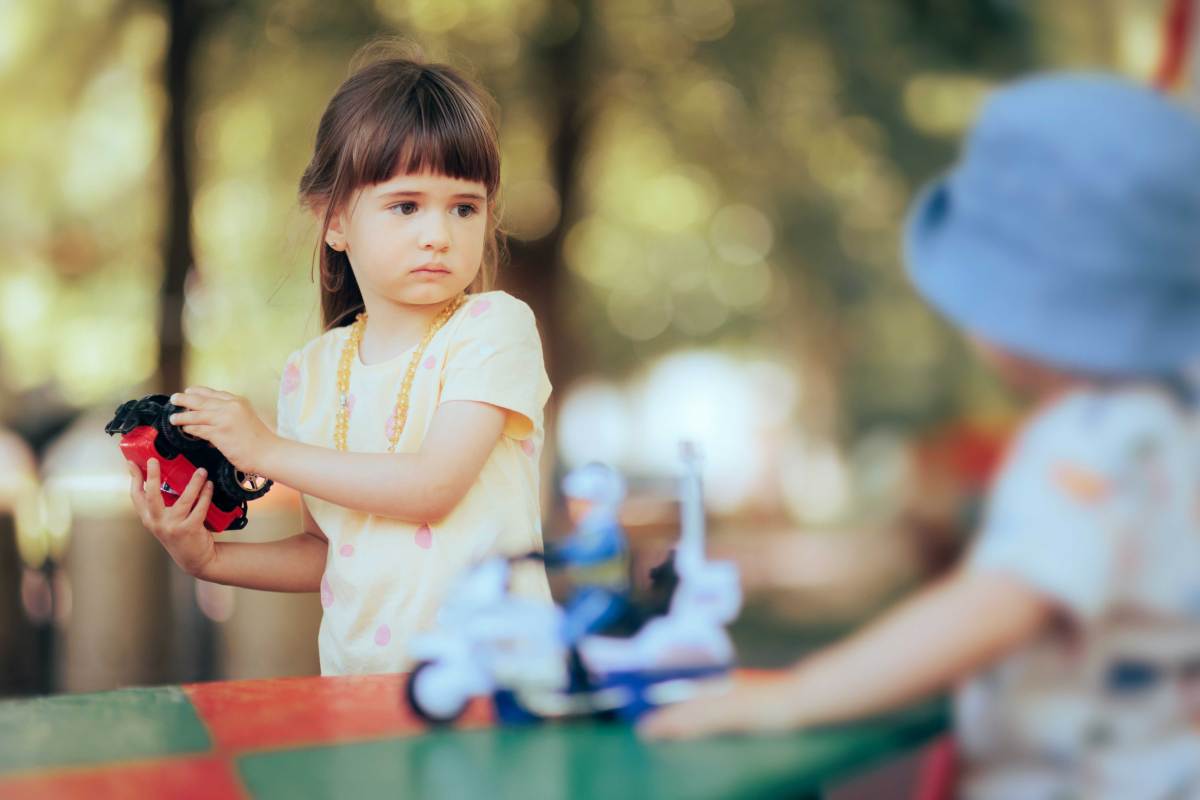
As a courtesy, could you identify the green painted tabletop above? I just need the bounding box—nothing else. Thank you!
[0,674,948,799]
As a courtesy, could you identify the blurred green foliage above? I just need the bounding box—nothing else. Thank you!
[0,0,1163,446]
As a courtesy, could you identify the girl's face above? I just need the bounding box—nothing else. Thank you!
[327,170,488,309]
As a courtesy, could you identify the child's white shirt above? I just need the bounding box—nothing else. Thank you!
[958,385,1200,799]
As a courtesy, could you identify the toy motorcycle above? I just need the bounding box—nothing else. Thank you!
[105,394,272,532]
[404,444,742,725]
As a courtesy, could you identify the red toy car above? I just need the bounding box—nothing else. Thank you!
[105,394,272,532]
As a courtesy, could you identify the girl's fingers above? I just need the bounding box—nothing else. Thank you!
[168,392,203,410]
[169,389,224,410]
[179,424,216,442]
[175,468,208,512]
[127,462,148,516]
[181,386,235,401]
[184,480,214,527]
[144,459,165,515]
[167,410,203,426]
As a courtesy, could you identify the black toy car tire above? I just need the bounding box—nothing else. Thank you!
[156,404,202,456]
[215,462,272,502]
[151,413,181,461]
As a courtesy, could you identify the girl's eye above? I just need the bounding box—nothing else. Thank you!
[390,201,418,215]
[452,204,478,218]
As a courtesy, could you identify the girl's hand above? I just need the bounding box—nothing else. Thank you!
[128,458,217,578]
[168,386,277,474]
[637,675,801,741]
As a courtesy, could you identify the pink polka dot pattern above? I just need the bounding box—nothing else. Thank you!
[414,524,433,549]
[374,624,391,646]
[520,439,535,457]
[423,355,436,369]
[320,575,334,608]
[281,362,300,395]
[339,544,354,557]
[470,299,492,317]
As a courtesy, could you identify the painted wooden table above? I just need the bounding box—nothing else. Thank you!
[0,674,946,799]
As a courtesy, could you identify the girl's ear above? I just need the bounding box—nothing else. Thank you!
[318,205,348,252]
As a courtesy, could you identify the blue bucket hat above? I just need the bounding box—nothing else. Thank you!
[904,73,1200,376]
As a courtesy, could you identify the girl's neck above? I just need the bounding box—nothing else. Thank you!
[357,296,457,365]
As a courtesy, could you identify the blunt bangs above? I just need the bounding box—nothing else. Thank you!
[347,71,499,197]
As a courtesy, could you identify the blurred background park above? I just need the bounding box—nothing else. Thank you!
[0,0,1196,697]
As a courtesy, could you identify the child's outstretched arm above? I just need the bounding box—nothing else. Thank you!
[168,387,508,523]
[129,457,328,590]
[639,568,1056,740]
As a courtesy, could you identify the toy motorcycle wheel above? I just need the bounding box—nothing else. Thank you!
[406,660,469,725]
[216,462,272,502]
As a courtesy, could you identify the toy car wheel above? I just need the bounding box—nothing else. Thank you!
[156,404,202,456]
[225,506,248,531]
[406,660,469,725]
[216,462,272,501]
[150,415,181,461]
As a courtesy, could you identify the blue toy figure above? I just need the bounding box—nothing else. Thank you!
[544,463,632,645]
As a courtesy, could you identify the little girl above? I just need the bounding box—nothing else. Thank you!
[641,73,1200,798]
[127,50,552,676]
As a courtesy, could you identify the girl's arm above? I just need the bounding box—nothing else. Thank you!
[639,568,1056,740]
[168,388,507,522]
[129,459,327,591]
[201,502,328,592]
[259,400,507,521]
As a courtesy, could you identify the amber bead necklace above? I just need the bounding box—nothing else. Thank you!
[334,294,466,452]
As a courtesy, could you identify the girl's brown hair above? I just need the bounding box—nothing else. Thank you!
[299,48,503,330]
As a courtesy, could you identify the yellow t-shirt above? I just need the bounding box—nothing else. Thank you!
[275,291,553,675]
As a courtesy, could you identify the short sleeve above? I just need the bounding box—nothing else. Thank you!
[440,294,552,439]
[968,391,1158,620]
[276,351,302,441]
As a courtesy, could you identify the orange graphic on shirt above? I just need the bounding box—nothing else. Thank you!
[1052,461,1112,505]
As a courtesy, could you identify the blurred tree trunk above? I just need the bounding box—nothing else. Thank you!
[159,0,235,684]
[159,0,202,396]
[501,3,594,396]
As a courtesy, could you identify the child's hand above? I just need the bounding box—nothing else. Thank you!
[167,386,277,474]
[128,458,216,578]
[637,675,800,741]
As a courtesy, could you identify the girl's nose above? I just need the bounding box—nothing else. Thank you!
[419,215,451,251]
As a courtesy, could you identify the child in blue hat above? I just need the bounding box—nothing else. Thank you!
[641,73,1200,799]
